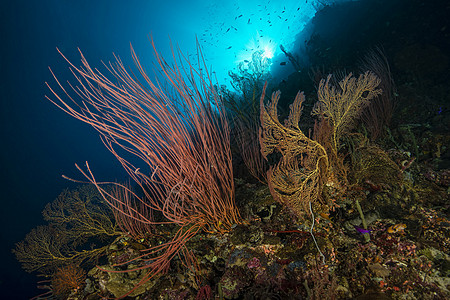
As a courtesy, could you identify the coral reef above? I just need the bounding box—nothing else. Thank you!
[259,72,383,222]
[16,3,450,296]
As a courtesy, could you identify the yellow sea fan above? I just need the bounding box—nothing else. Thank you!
[312,71,382,154]
[259,85,329,221]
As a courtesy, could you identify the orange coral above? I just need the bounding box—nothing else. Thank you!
[45,39,242,298]
[52,265,86,298]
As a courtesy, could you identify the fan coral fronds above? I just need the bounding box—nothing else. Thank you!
[260,72,381,221]
[312,71,382,155]
[259,84,329,221]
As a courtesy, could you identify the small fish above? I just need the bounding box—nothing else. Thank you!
[226,46,232,49]
[226,28,230,33]
[248,18,251,24]
[354,225,371,234]
[387,223,406,233]
[280,62,287,65]
[243,60,249,63]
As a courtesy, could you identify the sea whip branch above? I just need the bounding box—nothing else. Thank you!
[46,37,241,298]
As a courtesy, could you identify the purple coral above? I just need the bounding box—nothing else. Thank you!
[247,257,261,269]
